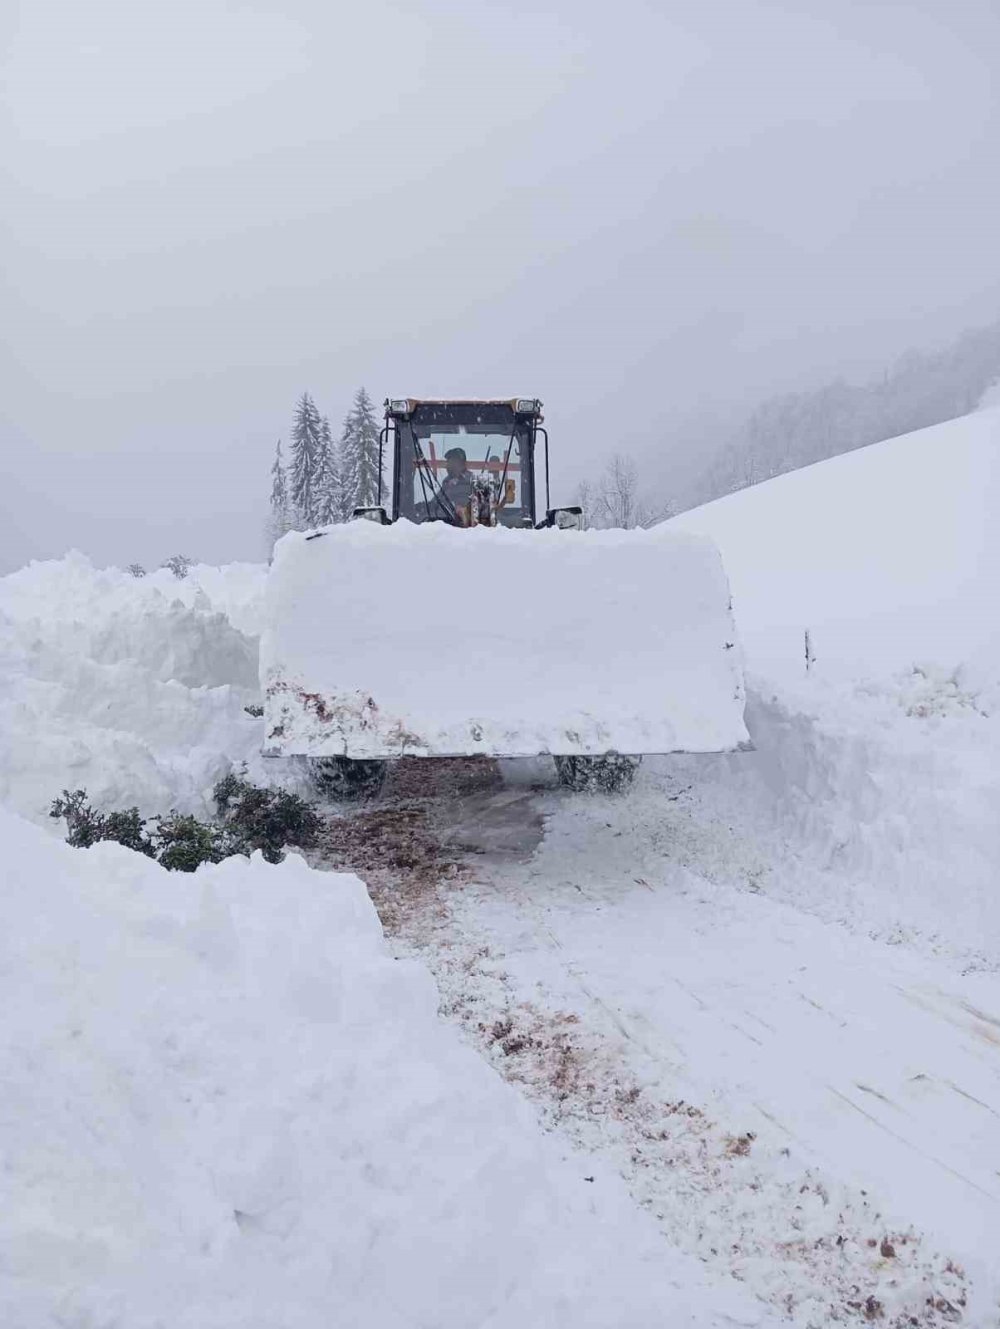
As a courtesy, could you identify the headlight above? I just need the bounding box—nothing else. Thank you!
[547,506,583,530]
[515,398,539,414]
[388,398,410,415]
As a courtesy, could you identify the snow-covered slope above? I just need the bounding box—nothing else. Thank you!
[665,408,1000,971]
[671,404,1000,688]
[0,806,768,1328]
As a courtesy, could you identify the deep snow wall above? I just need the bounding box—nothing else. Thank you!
[0,553,268,822]
[666,406,1000,970]
[0,806,766,1328]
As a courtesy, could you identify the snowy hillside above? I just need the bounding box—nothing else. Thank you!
[664,406,1000,972]
[671,404,1000,687]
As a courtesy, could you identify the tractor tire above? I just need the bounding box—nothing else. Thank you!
[553,754,641,794]
[311,756,388,802]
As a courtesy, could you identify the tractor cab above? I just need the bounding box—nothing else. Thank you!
[381,398,545,529]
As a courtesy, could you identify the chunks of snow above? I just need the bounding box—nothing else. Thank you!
[262,521,748,758]
[0,806,769,1328]
[0,552,268,822]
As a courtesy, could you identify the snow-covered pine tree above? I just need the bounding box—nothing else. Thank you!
[289,392,324,525]
[162,554,194,579]
[312,416,344,525]
[340,387,383,513]
[268,438,293,543]
[338,408,355,511]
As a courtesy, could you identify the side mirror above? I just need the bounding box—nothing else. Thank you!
[352,507,391,525]
[544,506,584,530]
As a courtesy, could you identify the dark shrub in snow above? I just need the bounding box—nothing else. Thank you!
[50,775,322,871]
[50,790,156,857]
[161,554,194,580]
[213,771,321,864]
[151,811,233,873]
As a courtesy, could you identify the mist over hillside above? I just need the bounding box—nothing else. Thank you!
[635,318,1000,520]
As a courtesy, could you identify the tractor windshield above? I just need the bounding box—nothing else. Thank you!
[394,403,535,527]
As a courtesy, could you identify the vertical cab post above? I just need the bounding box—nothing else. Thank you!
[377,423,389,509]
[536,424,550,516]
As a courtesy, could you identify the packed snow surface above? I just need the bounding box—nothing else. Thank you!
[415,775,999,1325]
[0,805,770,1328]
[0,553,267,822]
[261,520,748,758]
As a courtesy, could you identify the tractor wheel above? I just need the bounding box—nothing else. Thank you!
[311,756,388,802]
[553,754,641,794]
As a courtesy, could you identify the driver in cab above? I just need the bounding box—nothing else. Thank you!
[440,446,475,513]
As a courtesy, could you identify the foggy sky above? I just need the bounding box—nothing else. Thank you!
[3,0,999,571]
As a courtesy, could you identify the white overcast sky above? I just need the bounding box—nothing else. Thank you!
[2,0,998,569]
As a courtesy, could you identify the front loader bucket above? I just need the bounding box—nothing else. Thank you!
[260,522,748,759]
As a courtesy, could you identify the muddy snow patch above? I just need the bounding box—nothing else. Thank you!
[378,857,988,1328]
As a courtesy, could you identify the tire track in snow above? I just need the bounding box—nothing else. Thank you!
[320,781,984,1327]
[406,868,977,1328]
[315,760,997,1325]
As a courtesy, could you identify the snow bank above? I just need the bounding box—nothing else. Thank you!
[666,407,1000,970]
[163,560,269,638]
[660,682,1000,970]
[0,553,268,822]
[0,806,767,1328]
[262,521,747,758]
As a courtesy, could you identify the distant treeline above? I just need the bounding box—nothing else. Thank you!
[569,318,1000,525]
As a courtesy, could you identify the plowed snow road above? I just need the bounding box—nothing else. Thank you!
[318,758,1000,1327]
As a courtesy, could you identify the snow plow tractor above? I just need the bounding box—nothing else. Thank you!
[261,397,748,797]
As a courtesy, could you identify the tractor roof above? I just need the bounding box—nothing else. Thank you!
[386,397,541,416]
